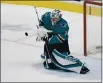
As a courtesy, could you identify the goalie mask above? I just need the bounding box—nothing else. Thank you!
[50,9,62,24]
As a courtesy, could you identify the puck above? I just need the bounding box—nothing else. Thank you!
[25,32,28,36]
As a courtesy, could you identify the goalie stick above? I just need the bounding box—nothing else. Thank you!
[24,6,40,41]
[34,6,45,41]
[34,6,40,23]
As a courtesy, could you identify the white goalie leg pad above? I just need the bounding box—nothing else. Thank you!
[52,49,81,65]
[68,63,84,74]
[52,52,77,65]
[52,49,84,73]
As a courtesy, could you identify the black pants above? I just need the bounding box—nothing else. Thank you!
[44,40,70,59]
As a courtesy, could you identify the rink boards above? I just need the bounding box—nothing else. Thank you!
[1,1,102,16]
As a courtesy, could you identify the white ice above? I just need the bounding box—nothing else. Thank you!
[1,3,102,82]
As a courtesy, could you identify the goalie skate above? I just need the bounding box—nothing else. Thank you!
[80,65,90,74]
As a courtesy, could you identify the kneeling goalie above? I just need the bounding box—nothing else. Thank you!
[36,9,90,74]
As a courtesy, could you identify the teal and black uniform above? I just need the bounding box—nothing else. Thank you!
[39,12,89,74]
[40,12,69,44]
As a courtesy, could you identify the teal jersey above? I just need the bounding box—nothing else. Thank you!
[41,12,69,44]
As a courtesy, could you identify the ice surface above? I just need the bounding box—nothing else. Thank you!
[1,3,102,82]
